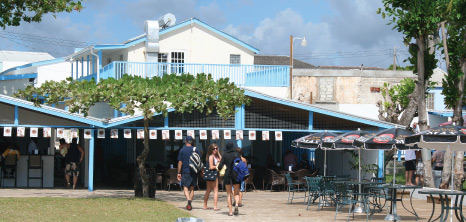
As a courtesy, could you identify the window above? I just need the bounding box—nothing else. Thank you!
[171,52,184,74]
[426,93,435,110]
[158,53,168,74]
[230,54,241,65]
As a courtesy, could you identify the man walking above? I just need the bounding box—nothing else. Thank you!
[177,136,199,210]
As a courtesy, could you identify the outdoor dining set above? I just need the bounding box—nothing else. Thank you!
[289,125,466,221]
[284,173,422,221]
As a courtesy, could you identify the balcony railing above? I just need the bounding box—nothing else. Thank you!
[78,62,290,87]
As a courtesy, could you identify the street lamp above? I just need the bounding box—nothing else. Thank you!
[290,35,307,99]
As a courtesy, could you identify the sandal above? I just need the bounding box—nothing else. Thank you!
[238,203,243,207]
[228,212,233,216]
[214,208,221,211]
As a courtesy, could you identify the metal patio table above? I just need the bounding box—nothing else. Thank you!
[418,189,466,222]
[376,184,420,221]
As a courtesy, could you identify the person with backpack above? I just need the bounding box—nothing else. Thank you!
[217,141,248,216]
[177,136,201,211]
[234,148,247,207]
[203,143,221,210]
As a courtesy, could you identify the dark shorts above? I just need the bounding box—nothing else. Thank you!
[224,178,240,186]
[405,160,416,171]
[180,173,197,188]
[434,166,443,171]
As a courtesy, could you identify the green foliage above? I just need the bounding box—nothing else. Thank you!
[381,78,416,111]
[440,0,466,110]
[404,43,438,82]
[378,0,443,44]
[14,73,250,120]
[345,150,379,178]
[0,0,83,28]
[387,64,414,71]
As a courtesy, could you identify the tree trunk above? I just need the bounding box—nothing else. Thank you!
[454,151,464,190]
[441,149,453,189]
[136,116,151,197]
[415,36,434,188]
[398,84,419,127]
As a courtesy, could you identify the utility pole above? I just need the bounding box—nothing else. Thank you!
[393,46,396,70]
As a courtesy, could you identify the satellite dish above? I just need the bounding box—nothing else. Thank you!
[159,13,176,28]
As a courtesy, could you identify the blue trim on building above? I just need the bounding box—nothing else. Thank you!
[88,129,95,191]
[378,150,384,177]
[0,97,104,127]
[14,106,18,125]
[159,18,259,54]
[0,58,64,75]
[244,91,395,129]
[308,112,313,131]
[0,73,37,80]
[93,38,146,50]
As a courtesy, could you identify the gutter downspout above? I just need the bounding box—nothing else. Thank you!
[90,47,100,83]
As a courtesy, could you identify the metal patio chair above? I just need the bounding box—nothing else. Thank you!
[284,173,307,204]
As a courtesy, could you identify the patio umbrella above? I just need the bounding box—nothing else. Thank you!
[321,129,372,178]
[405,125,466,222]
[291,131,338,176]
[321,129,371,213]
[353,128,418,186]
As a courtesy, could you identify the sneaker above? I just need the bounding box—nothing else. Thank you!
[234,206,239,215]
[186,201,192,211]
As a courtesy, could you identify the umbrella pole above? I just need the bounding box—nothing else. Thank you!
[450,146,453,222]
[324,149,327,176]
[393,148,396,186]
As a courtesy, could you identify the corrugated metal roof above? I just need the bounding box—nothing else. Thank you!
[0,51,54,62]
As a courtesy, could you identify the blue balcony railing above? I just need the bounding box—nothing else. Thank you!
[78,62,289,87]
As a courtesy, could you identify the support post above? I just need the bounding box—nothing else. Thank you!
[88,129,95,191]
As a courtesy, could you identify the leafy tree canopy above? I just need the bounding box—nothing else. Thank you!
[387,64,414,71]
[14,73,249,120]
[0,0,83,28]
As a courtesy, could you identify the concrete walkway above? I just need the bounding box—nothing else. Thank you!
[0,188,447,221]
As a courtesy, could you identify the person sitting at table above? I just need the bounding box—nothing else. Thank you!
[283,150,297,171]
[266,154,276,170]
[2,144,20,178]
[298,153,311,170]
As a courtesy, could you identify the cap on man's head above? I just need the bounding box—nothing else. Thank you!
[185,136,194,144]
[226,141,236,150]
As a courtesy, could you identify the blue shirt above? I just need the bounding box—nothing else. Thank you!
[177,145,200,174]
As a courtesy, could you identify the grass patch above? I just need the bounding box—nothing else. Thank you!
[385,173,406,185]
[0,197,191,222]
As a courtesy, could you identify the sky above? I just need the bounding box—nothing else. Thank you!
[0,0,444,69]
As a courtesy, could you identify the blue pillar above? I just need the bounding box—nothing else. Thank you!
[14,106,18,125]
[88,129,95,191]
[308,112,313,131]
[164,116,169,128]
[81,57,84,78]
[92,55,95,74]
[397,150,402,162]
[114,109,119,118]
[121,104,126,116]
[378,150,384,177]
[235,105,244,148]
[87,55,90,76]
[71,63,74,80]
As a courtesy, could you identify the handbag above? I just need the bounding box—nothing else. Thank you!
[203,162,218,181]
[218,164,226,177]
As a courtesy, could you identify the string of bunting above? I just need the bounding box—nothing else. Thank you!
[1,127,283,141]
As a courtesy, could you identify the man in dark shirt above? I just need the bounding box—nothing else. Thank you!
[177,136,199,210]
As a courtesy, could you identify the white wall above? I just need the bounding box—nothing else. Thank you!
[37,62,72,86]
[159,23,255,65]
[338,104,380,120]
[244,87,289,99]
[0,79,29,95]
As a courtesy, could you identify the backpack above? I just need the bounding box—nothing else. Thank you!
[189,147,203,174]
[233,157,249,182]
